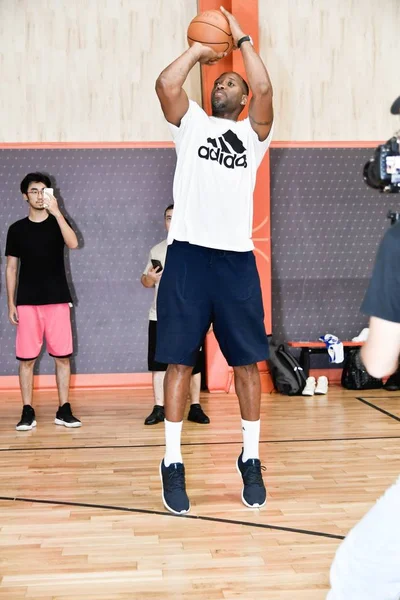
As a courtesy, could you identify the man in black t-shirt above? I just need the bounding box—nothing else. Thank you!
[327,223,400,599]
[5,172,81,431]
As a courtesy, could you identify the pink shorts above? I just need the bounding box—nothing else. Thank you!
[16,304,73,361]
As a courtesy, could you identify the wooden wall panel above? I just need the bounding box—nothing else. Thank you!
[0,0,201,142]
[259,0,400,141]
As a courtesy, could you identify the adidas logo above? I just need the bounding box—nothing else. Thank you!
[198,130,247,169]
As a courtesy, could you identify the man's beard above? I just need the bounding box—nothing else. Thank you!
[211,96,227,115]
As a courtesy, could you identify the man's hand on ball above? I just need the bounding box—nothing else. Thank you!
[193,42,226,65]
[219,6,245,49]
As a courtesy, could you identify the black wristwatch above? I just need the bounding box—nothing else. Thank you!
[237,35,253,49]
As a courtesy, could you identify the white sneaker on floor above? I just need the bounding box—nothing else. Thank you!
[302,376,316,396]
[315,376,328,395]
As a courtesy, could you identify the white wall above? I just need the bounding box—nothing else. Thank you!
[259,0,400,141]
[0,0,201,142]
[2,0,399,143]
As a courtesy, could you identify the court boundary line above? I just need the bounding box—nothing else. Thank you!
[1,435,400,453]
[0,495,345,541]
[356,397,400,422]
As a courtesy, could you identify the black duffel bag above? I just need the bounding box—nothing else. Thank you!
[341,348,383,390]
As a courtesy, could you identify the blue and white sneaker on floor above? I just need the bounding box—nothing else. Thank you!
[160,459,190,515]
[236,450,267,508]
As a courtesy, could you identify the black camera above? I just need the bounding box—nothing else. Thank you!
[363,96,400,194]
[363,136,400,193]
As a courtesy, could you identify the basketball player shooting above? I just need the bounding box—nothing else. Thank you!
[155,6,273,515]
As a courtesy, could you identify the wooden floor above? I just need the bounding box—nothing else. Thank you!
[0,386,399,599]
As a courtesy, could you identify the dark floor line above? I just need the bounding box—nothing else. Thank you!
[357,397,400,422]
[360,395,400,399]
[1,435,400,453]
[0,495,345,541]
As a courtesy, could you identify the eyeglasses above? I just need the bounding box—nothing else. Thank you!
[28,189,46,196]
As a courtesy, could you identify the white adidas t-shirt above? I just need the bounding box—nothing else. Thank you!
[167,100,273,252]
[143,239,167,321]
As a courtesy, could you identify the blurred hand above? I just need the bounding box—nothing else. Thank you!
[147,266,162,284]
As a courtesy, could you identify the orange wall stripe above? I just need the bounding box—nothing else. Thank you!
[198,0,271,329]
[198,0,273,391]
[0,141,381,150]
[0,141,174,149]
[0,373,152,392]
[198,0,233,115]
[271,141,382,148]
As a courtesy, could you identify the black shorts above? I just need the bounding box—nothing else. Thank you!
[148,320,204,373]
[155,241,269,367]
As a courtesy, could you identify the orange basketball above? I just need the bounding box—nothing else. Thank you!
[187,10,233,55]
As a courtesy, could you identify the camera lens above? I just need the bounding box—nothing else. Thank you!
[363,159,383,190]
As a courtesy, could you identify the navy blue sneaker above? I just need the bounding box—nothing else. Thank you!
[236,450,267,508]
[160,459,190,515]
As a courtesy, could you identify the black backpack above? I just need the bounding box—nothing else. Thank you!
[341,348,383,390]
[268,342,307,395]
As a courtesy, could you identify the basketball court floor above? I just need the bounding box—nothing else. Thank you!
[0,386,399,599]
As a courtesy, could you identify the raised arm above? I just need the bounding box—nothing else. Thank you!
[361,317,400,378]
[221,7,273,141]
[155,43,225,127]
[43,193,79,249]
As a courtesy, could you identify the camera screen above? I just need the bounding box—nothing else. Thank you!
[386,155,400,175]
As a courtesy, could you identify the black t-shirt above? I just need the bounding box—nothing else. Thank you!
[361,222,400,324]
[5,215,73,306]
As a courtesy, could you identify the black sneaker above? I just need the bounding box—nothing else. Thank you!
[16,405,37,431]
[160,459,190,515]
[236,449,267,508]
[144,405,165,425]
[187,403,210,424]
[55,403,81,428]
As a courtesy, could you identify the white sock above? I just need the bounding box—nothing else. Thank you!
[164,419,183,466]
[241,419,260,462]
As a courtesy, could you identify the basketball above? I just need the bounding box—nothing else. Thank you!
[187,10,233,54]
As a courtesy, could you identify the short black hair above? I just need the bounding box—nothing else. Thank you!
[164,204,174,217]
[237,74,249,96]
[20,172,51,195]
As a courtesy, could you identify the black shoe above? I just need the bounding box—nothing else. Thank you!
[236,449,267,508]
[384,372,400,391]
[55,403,81,428]
[160,459,190,514]
[144,405,165,425]
[187,403,210,424]
[16,405,37,431]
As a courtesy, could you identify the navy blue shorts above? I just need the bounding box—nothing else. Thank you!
[155,241,269,367]
[147,320,204,374]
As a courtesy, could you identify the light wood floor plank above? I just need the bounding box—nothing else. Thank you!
[0,387,399,598]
